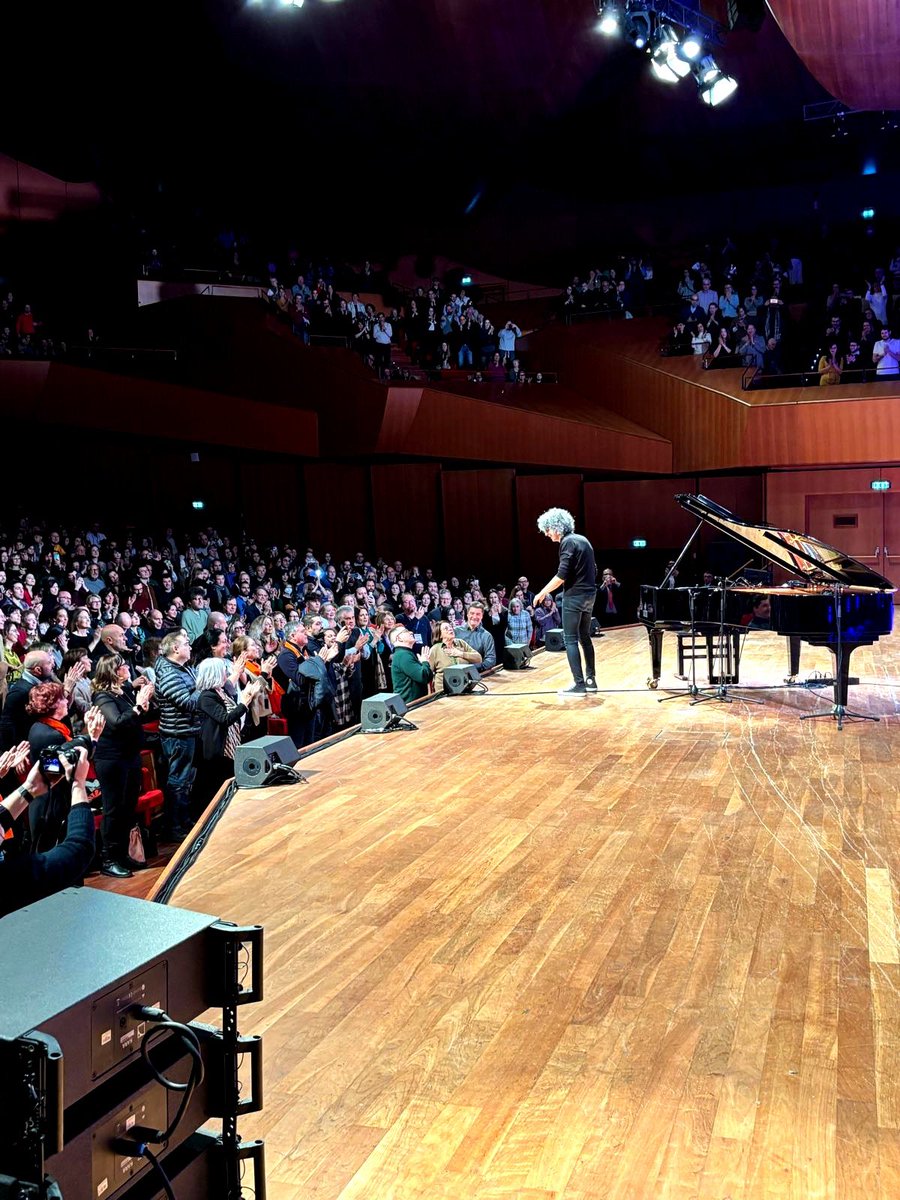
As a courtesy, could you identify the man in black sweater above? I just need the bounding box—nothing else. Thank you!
[534,507,598,695]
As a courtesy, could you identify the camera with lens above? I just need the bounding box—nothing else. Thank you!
[39,734,94,777]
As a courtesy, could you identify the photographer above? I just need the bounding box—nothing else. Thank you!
[0,744,99,918]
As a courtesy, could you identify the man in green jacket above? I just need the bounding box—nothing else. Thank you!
[390,627,433,703]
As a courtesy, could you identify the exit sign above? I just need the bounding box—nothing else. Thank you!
[632,538,648,548]
[871,480,891,491]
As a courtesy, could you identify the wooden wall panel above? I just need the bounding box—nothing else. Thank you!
[742,397,900,470]
[302,464,371,562]
[371,464,442,570]
[584,480,697,552]
[765,467,900,536]
[441,470,516,584]
[239,462,303,546]
[515,474,583,585]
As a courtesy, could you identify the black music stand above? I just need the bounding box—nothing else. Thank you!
[657,586,719,705]
[800,584,878,731]
[690,576,764,707]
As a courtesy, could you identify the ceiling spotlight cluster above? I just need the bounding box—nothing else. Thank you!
[595,1,738,106]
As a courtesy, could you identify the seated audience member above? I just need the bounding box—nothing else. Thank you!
[454,603,496,672]
[872,327,900,377]
[428,621,482,691]
[194,657,262,806]
[742,286,762,318]
[90,654,154,878]
[505,598,533,646]
[533,595,561,646]
[696,276,719,312]
[762,337,784,376]
[719,284,739,320]
[390,626,433,702]
[844,340,864,375]
[667,322,691,355]
[707,327,735,366]
[691,322,711,357]
[0,747,97,918]
[735,323,766,370]
[818,343,843,386]
[680,294,707,329]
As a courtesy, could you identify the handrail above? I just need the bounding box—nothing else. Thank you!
[742,365,897,391]
[378,365,559,385]
[69,344,179,362]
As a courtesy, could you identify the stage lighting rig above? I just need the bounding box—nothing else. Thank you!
[593,1,737,105]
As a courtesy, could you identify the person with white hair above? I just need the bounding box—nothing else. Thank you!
[193,657,262,805]
[534,507,598,695]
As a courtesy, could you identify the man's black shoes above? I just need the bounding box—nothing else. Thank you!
[585,677,598,691]
[558,683,587,695]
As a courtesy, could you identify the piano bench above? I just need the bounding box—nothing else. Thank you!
[676,631,742,684]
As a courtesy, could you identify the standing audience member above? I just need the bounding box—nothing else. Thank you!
[90,654,155,878]
[155,629,199,840]
[194,658,262,805]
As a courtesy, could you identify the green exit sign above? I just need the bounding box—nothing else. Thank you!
[632,538,648,548]
[871,480,891,491]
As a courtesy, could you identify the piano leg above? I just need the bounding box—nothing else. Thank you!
[801,642,878,730]
[646,625,663,689]
[787,635,801,679]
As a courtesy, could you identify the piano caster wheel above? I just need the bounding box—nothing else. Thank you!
[648,677,659,690]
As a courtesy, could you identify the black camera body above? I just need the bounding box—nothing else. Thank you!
[39,734,93,777]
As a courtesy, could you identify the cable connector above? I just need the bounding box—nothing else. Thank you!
[131,1005,169,1022]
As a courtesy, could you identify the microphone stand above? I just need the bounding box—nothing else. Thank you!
[800,584,878,731]
[690,575,764,706]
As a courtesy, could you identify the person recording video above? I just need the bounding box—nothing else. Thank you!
[0,742,100,919]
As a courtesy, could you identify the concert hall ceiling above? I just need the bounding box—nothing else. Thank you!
[2,1,897,246]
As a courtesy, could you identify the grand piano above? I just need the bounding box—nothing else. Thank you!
[639,494,896,719]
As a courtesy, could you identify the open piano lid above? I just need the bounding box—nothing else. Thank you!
[676,494,896,592]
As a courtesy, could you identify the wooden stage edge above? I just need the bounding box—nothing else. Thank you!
[165,625,900,1200]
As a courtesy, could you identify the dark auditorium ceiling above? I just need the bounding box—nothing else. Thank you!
[3,0,898,259]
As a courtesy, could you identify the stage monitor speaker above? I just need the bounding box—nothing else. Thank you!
[503,643,532,670]
[443,665,482,695]
[234,734,299,788]
[361,691,408,732]
[590,617,602,636]
[545,628,565,652]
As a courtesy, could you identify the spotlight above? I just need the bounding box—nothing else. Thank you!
[696,59,738,106]
[678,31,704,60]
[596,3,621,35]
[625,10,652,49]
[650,24,689,81]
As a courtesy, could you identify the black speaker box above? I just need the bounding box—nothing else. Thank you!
[443,665,482,695]
[544,628,565,652]
[502,642,532,670]
[361,692,408,732]
[233,735,299,788]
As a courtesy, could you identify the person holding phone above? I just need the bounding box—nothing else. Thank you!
[0,744,101,918]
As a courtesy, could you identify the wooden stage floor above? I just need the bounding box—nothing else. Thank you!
[167,625,900,1199]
